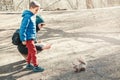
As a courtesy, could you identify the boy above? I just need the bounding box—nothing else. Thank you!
[18,15,51,59]
[19,1,44,72]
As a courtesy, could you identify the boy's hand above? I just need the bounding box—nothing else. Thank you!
[42,44,51,50]
[37,40,42,43]
[41,24,45,27]
[22,41,26,45]
[38,23,45,29]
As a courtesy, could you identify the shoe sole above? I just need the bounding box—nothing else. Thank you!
[33,69,44,72]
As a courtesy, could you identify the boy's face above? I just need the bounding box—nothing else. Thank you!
[30,7,39,14]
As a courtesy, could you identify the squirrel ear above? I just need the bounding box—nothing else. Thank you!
[78,59,86,64]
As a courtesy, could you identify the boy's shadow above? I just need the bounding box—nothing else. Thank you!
[0,60,34,80]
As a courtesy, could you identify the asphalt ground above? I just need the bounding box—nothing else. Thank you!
[0,7,120,80]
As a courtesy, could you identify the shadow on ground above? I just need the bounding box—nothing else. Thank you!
[39,27,120,45]
[48,52,120,80]
[0,60,35,80]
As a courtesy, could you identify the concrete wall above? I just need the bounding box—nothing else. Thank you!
[41,0,120,10]
[13,0,29,11]
[0,0,29,11]
[0,0,14,11]
[0,0,120,11]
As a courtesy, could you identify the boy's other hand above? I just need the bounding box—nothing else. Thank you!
[22,41,26,45]
[42,44,51,50]
[37,40,42,43]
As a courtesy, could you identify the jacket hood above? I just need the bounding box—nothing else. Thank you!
[22,10,34,17]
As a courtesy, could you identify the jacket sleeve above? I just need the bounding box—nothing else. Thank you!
[20,17,30,41]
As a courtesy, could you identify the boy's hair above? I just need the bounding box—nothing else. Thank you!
[29,1,40,8]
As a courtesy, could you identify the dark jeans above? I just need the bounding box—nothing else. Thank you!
[17,43,43,55]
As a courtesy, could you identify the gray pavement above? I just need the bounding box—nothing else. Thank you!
[0,7,120,80]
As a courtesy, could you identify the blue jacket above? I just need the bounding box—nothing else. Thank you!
[19,10,36,42]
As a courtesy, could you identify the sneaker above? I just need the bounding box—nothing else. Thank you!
[33,66,45,72]
[26,64,34,70]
